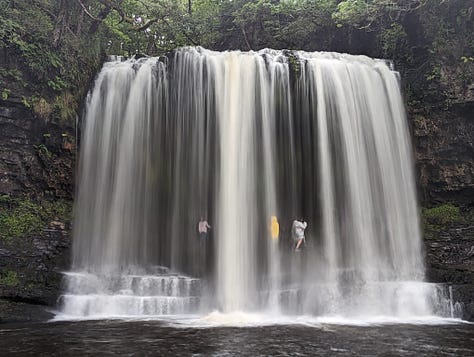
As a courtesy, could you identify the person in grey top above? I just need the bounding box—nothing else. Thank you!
[292,218,307,251]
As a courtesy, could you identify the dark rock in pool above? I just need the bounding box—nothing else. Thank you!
[0,299,54,323]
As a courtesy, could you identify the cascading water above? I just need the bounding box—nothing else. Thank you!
[59,47,459,321]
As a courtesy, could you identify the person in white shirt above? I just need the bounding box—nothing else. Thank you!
[292,218,307,251]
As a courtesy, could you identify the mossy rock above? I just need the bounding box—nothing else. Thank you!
[0,196,72,240]
[421,203,464,238]
[0,271,19,287]
[422,203,463,225]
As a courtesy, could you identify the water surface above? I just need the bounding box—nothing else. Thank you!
[1,320,473,356]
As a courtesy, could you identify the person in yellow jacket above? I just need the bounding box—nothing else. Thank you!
[270,215,279,240]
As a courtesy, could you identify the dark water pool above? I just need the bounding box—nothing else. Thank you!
[1,320,473,356]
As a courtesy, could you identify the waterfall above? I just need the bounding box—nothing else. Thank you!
[60,47,457,320]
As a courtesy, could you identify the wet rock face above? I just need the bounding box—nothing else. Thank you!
[0,97,74,321]
[425,222,474,321]
[414,100,474,320]
[0,224,70,307]
[412,103,474,205]
[0,97,76,199]
[451,285,474,322]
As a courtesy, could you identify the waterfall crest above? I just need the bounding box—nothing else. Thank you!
[61,47,457,319]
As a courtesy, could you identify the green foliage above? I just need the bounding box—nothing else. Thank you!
[333,0,373,28]
[380,22,407,57]
[421,203,465,240]
[101,0,195,55]
[0,2,57,81]
[0,68,22,81]
[215,0,339,50]
[21,96,31,108]
[0,271,19,287]
[422,204,462,226]
[426,66,441,81]
[461,56,474,63]
[333,0,426,30]
[276,0,337,48]
[188,0,221,46]
[33,143,52,159]
[0,0,103,124]
[0,196,73,240]
[0,0,471,116]
[232,0,279,49]
[0,199,45,240]
[0,68,26,90]
[421,203,464,239]
[1,88,10,100]
[53,92,77,123]
[47,76,68,92]
[42,199,74,223]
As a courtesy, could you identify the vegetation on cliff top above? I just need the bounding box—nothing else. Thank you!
[0,0,472,126]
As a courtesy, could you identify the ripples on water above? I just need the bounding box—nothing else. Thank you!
[1,320,473,356]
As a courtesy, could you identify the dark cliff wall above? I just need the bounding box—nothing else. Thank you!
[0,0,102,320]
[413,100,474,320]
[413,103,473,205]
[410,83,473,320]
[0,96,75,321]
[405,11,474,317]
[0,98,76,199]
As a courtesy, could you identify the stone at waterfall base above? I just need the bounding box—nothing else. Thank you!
[0,299,54,323]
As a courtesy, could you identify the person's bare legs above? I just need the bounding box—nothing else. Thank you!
[295,238,303,251]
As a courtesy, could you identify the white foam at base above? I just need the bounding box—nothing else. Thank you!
[175,314,470,328]
[52,309,470,326]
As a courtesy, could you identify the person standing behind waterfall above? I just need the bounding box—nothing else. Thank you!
[197,217,211,277]
[198,217,211,243]
[292,218,307,251]
[270,216,279,240]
